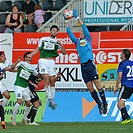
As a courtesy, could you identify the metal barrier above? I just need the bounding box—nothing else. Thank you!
[120,19,133,31]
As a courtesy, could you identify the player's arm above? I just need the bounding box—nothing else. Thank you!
[72,8,92,42]
[114,72,122,95]
[65,21,78,44]
[114,63,123,95]
[0,74,3,78]
[2,58,21,72]
[28,38,44,57]
[10,57,22,70]
[0,69,3,78]
[55,72,61,82]
[57,40,66,55]
[29,80,38,88]
[2,67,18,72]
[28,46,40,58]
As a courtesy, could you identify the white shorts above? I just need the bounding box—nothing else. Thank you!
[38,59,56,76]
[0,83,8,94]
[14,85,31,101]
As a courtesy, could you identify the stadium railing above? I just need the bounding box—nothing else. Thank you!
[120,19,133,31]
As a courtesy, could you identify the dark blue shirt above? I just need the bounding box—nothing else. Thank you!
[118,60,133,88]
[29,75,37,91]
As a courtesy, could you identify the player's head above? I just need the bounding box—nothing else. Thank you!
[121,49,131,60]
[0,51,6,63]
[50,25,59,38]
[24,52,32,62]
[80,31,85,40]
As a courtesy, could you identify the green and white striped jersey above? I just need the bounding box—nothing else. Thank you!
[14,61,37,88]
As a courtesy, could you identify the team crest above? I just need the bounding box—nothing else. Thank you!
[80,40,87,46]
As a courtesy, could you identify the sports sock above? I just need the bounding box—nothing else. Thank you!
[23,106,30,120]
[12,103,20,119]
[99,88,107,104]
[27,106,33,119]
[50,87,55,99]
[30,106,38,123]
[0,105,4,121]
[44,86,52,100]
[2,98,8,107]
[120,106,130,121]
[90,90,101,105]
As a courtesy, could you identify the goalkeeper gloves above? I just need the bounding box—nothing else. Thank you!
[72,8,80,19]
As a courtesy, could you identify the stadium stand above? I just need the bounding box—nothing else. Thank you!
[51,0,67,11]
[25,24,38,32]
[0,13,7,25]
[13,0,25,11]
[0,0,132,32]
[44,12,53,23]
[0,1,12,12]
[0,25,5,33]
[42,0,53,11]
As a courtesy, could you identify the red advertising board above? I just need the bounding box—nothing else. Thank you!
[13,31,133,64]
[100,31,133,49]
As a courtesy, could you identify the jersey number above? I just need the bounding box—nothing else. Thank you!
[127,66,133,77]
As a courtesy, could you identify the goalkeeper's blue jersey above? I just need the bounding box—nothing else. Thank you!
[118,60,133,88]
[66,24,93,64]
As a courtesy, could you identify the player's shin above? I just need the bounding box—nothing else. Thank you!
[50,86,55,99]
[44,86,52,100]
[30,106,38,123]
[0,104,4,121]
[2,98,9,107]
[23,106,30,120]
[99,88,107,104]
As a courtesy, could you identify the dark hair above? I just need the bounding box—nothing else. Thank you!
[0,51,4,56]
[50,25,59,31]
[12,5,19,10]
[34,4,41,10]
[24,52,31,60]
[122,49,131,60]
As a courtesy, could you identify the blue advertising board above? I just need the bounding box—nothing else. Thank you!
[42,92,133,122]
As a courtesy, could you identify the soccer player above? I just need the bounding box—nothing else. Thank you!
[28,25,66,110]
[0,66,6,129]
[11,52,38,126]
[0,51,11,109]
[27,67,61,125]
[64,9,108,115]
[27,67,42,126]
[114,49,133,124]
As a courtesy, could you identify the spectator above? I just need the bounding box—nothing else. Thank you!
[21,0,35,25]
[4,5,23,33]
[34,4,45,29]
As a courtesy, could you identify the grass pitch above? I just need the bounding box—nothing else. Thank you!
[1,122,133,133]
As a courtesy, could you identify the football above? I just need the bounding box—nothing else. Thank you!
[64,9,73,19]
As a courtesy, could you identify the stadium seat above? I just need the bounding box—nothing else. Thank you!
[0,1,12,12]
[41,0,53,11]
[25,24,38,32]
[44,12,52,23]
[14,1,25,11]
[32,0,39,4]
[0,13,7,24]
[52,0,67,10]
[0,25,6,33]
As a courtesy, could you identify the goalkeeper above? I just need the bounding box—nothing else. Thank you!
[64,8,108,115]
